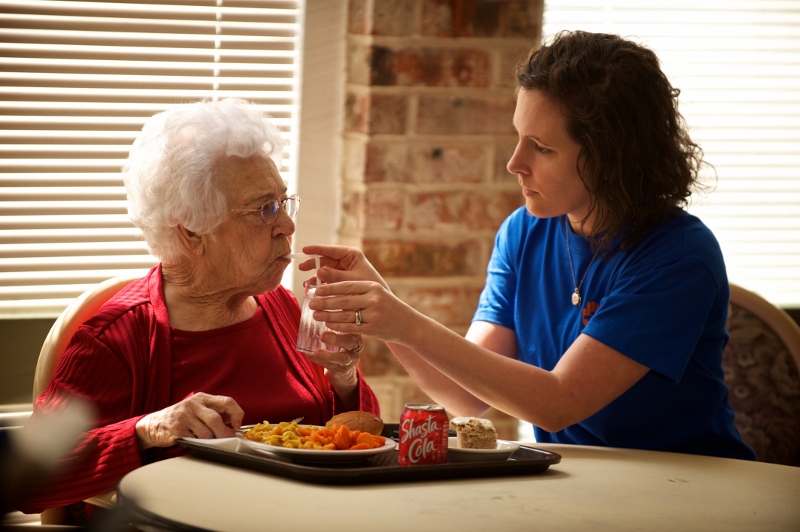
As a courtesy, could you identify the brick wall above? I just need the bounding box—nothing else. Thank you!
[342,0,543,440]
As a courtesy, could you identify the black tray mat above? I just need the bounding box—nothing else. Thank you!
[178,426,560,486]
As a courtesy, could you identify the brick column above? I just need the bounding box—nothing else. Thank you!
[342,0,543,440]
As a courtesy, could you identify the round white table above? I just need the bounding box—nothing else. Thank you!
[117,442,800,531]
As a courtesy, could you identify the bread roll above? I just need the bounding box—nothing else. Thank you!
[326,411,384,435]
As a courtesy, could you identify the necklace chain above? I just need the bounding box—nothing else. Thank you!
[565,219,597,306]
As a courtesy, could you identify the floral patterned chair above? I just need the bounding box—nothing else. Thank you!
[722,284,800,466]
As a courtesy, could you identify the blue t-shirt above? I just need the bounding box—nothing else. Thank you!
[475,207,754,460]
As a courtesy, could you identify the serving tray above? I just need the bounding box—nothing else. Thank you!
[178,424,560,486]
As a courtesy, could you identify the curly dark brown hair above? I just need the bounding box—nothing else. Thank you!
[515,30,708,255]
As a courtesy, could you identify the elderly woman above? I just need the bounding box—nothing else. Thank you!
[18,98,379,516]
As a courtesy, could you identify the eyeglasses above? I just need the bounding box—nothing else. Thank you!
[231,194,300,225]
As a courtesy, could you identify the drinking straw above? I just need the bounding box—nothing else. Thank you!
[284,253,321,273]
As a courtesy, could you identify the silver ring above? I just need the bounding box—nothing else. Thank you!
[355,309,363,326]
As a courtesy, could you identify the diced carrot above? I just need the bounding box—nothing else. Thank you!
[312,432,332,445]
[333,425,352,450]
[356,432,376,447]
[372,435,386,446]
[349,443,371,450]
[321,443,336,450]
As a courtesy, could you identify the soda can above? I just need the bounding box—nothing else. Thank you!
[398,403,448,466]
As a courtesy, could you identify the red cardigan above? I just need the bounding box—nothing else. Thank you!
[18,265,379,514]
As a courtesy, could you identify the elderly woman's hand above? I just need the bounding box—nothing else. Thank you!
[304,330,362,404]
[308,330,363,371]
[134,392,244,450]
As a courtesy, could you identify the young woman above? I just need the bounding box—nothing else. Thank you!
[302,31,753,461]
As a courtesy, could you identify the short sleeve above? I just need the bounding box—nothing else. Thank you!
[474,211,522,329]
[583,255,725,383]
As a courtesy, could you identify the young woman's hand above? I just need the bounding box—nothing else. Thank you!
[299,245,390,291]
[310,277,418,347]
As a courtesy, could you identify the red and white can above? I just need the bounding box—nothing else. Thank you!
[398,403,448,466]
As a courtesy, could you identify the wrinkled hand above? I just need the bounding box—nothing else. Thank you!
[300,245,390,291]
[305,330,363,373]
[304,330,362,399]
[135,392,244,450]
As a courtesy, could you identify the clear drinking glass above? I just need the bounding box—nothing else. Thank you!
[296,277,332,354]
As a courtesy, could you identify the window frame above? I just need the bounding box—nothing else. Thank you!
[542,0,800,307]
[0,0,307,319]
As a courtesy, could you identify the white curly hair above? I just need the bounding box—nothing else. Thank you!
[123,98,285,262]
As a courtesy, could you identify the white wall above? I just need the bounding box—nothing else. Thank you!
[288,0,348,298]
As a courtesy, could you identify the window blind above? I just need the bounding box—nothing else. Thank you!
[542,0,800,307]
[0,0,300,318]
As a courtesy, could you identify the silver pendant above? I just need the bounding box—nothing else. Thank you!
[572,289,581,306]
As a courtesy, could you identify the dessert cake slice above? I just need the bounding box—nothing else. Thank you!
[449,416,498,449]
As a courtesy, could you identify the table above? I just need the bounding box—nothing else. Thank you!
[117,442,800,531]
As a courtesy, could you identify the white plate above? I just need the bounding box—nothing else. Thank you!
[447,437,520,463]
[237,427,396,464]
